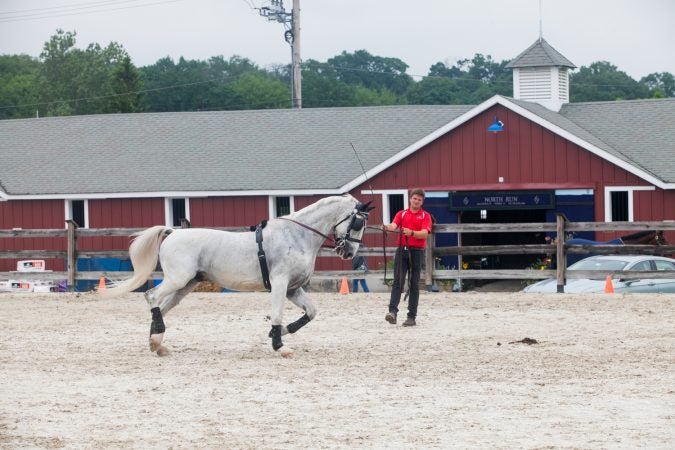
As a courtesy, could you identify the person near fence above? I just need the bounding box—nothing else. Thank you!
[351,246,370,293]
[383,188,432,327]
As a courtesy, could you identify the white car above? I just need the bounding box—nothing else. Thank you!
[523,255,675,293]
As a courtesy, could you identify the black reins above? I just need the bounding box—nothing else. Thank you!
[279,212,367,249]
[367,225,413,295]
[278,217,333,245]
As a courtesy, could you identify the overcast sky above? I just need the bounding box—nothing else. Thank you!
[1,0,673,80]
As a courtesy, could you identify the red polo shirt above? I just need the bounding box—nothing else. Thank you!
[392,208,432,248]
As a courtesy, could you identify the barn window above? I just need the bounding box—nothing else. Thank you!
[610,191,629,222]
[387,194,404,222]
[166,198,189,227]
[276,197,290,216]
[65,199,88,228]
[604,186,655,222]
[269,196,294,218]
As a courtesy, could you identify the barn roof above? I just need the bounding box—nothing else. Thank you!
[1,96,674,199]
[0,105,472,197]
[559,99,675,183]
[506,38,576,69]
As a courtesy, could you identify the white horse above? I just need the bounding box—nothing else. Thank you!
[101,194,372,357]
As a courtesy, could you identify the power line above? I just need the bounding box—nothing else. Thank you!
[0,0,146,15]
[0,0,186,23]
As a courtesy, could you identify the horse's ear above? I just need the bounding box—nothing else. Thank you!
[359,200,375,212]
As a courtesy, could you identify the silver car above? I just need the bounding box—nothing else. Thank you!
[523,255,675,293]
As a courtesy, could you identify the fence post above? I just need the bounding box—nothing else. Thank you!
[66,220,78,292]
[555,213,567,293]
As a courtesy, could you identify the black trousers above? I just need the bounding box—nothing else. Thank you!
[388,247,424,318]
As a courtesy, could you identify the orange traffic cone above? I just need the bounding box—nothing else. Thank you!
[339,276,349,295]
[98,276,107,292]
[604,275,614,294]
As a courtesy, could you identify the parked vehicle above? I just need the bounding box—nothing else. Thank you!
[523,255,675,293]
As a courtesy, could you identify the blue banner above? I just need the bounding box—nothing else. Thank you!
[448,191,555,210]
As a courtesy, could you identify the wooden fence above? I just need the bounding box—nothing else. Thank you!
[2,217,675,293]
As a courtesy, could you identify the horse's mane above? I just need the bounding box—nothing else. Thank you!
[288,194,356,218]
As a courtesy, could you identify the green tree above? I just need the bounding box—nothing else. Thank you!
[300,67,358,107]
[301,58,403,108]
[140,55,273,111]
[140,56,215,111]
[640,72,675,98]
[351,84,400,106]
[36,29,132,116]
[226,72,289,109]
[324,50,413,96]
[110,55,143,113]
[570,61,649,102]
[206,56,283,110]
[0,54,41,119]
[411,54,512,105]
[406,77,464,105]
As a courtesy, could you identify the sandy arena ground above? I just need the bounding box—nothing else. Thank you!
[1,290,674,449]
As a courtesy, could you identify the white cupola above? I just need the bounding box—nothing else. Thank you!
[506,38,576,111]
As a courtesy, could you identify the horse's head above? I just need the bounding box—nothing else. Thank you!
[334,200,374,259]
[655,230,669,246]
[620,229,667,245]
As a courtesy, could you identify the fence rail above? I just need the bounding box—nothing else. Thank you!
[2,218,675,292]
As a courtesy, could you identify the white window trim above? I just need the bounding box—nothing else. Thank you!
[364,189,408,224]
[269,195,295,219]
[165,197,190,226]
[604,186,654,222]
[64,199,89,229]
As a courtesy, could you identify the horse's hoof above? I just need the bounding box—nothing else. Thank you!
[149,333,164,352]
[156,345,170,357]
[279,347,294,358]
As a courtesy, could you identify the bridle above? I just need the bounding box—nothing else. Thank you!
[333,208,369,251]
[278,201,373,251]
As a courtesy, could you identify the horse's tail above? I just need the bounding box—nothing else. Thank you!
[99,226,173,298]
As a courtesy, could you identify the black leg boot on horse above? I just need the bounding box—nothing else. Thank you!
[149,306,170,356]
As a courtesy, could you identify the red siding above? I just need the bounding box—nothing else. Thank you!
[0,199,66,271]
[367,105,653,189]
[79,198,166,251]
[189,196,269,227]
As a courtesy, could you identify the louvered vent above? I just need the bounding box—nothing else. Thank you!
[558,68,569,101]
[518,67,552,101]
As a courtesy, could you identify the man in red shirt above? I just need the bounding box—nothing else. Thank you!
[383,189,432,327]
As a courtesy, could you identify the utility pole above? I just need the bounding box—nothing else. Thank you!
[258,0,302,109]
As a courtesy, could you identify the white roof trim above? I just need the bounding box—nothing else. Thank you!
[341,95,674,191]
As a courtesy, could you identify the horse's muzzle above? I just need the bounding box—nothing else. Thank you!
[335,245,353,260]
